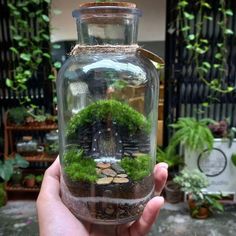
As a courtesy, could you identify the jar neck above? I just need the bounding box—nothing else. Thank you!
[72,5,141,45]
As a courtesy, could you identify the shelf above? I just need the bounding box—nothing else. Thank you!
[6,123,58,131]
[7,153,57,162]
[6,185,40,192]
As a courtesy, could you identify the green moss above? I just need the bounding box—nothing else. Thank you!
[63,149,98,183]
[66,99,149,137]
[120,154,152,181]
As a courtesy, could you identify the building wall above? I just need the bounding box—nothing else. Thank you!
[50,0,166,42]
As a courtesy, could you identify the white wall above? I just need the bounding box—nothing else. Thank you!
[50,0,166,42]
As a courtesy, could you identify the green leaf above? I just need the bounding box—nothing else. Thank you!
[232,154,236,167]
[183,12,194,20]
[188,34,195,40]
[20,53,31,61]
[6,79,13,87]
[52,44,61,49]
[202,102,209,107]
[202,62,211,69]
[43,53,51,58]
[202,2,211,9]
[54,61,62,69]
[13,35,22,41]
[178,1,188,7]
[42,14,49,22]
[225,9,233,16]
[215,53,222,59]
[10,47,19,54]
[204,16,213,21]
[225,29,234,35]
[227,87,234,92]
[48,75,56,80]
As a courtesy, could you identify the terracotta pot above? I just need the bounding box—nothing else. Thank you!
[24,178,35,188]
[188,196,210,219]
[164,181,183,203]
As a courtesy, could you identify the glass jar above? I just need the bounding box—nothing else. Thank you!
[57,2,160,225]
[45,131,59,155]
[16,136,38,154]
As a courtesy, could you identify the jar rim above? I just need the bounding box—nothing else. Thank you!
[72,2,142,18]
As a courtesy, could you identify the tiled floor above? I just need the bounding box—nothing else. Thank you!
[0,201,236,236]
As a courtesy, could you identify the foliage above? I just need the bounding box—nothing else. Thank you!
[120,154,151,181]
[6,0,59,104]
[156,146,183,168]
[173,169,209,198]
[177,0,234,94]
[35,174,44,184]
[231,153,236,167]
[63,149,98,183]
[8,107,28,125]
[67,99,149,137]
[0,154,29,182]
[24,174,35,180]
[0,184,6,207]
[169,117,214,152]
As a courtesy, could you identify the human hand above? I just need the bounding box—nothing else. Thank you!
[37,157,168,236]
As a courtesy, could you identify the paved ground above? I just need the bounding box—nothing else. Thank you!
[0,201,236,235]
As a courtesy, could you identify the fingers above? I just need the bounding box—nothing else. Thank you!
[154,162,168,195]
[37,156,61,201]
[129,196,164,236]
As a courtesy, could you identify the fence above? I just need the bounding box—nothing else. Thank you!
[164,0,236,145]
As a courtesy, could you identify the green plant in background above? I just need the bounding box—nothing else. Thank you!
[6,0,61,104]
[169,117,214,152]
[24,174,35,180]
[0,154,29,182]
[231,153,236,167]
[35,174,44,185]
[156,146,183,168]
[177,0,234,94]
[0,184,7,207]
[63,149,98,183]
[173,169,224,214]
[120,154,151,181]
[67,99,150,137]
[8,107,28,125]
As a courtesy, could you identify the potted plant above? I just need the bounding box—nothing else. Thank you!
[35,174,44,187]
[23,174,35,188]
[156,146,184,203]
[7,107,28,125]
[173,169,224,219]
[0,154,29,186]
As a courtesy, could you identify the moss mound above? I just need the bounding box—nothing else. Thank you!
[63,149,98,183]
[67,99,149,137]
[120,154,152,181]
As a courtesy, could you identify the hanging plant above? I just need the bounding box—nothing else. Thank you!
[177,0,234,94]
[6,0,60,104]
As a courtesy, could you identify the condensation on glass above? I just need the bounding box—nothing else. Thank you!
[57,2,160,225]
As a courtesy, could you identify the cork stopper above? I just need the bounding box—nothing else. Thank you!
[79,2,136,9]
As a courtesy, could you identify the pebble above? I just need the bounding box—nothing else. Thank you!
[117,174,128,178]
[102,168,117,177]
[96,177,113,185]
[111,163,125,174]
[96,163,111,169]
[113,177,129,184]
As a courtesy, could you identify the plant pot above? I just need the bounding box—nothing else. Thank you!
[188,197,210,219]
[24,178,35,188]
[164,181,183,203]
[11,169,23,186]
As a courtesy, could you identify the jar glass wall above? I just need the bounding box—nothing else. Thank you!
[57,2,159,225]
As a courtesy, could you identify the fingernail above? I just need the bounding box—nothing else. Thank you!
[159,163,168,169]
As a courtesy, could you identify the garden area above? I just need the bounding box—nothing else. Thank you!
[0,0,236,235]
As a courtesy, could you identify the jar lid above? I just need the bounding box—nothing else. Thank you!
[73,1,141,18]
[23,136,32,141]
[79,2,136,8]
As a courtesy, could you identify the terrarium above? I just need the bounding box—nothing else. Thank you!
[57,2,160,225]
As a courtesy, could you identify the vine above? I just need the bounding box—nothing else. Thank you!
[177,0,234,95]
[6,0,61,104]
